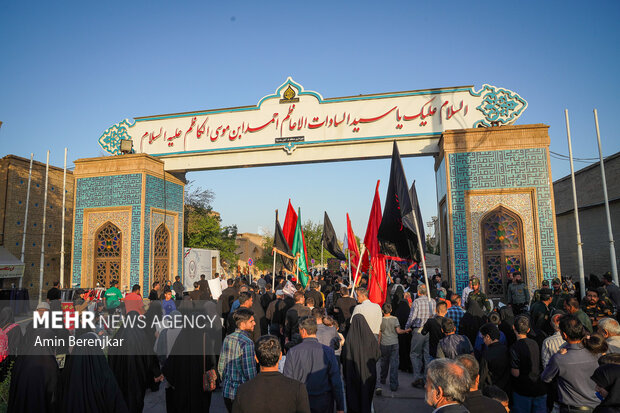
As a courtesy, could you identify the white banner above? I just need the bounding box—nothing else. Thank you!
[99,79,527,157]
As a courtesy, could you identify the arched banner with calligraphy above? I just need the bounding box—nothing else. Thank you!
[98,78,527,171]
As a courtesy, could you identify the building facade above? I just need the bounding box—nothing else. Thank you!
[235,232,265,277]
[553,151,620,278]
[0,155,74,293]
[71,154,184,295]
[436,124,561,297]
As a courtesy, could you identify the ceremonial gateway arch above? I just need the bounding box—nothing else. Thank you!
[71,78,560,297]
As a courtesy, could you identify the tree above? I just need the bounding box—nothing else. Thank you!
[255,219,341,273]
[302,220,335,268]
[184,184,239,271]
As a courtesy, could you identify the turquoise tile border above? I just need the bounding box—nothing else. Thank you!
[448,148,557,293]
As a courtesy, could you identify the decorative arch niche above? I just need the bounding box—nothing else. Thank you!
[480,206,526,298]
[93,221,122,288]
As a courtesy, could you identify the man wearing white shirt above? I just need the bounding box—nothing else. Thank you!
[461,277,473,307]
[351,287,382,336]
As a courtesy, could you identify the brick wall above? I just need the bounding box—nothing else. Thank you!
[0,155,74,297]
[554,152,620,276]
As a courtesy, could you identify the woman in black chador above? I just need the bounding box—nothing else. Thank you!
[342,314,381,413]
[60,332,128,413]
[107,311,162,413]
[8,329,59,413]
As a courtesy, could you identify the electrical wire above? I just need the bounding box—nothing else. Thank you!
[549,151,599,161]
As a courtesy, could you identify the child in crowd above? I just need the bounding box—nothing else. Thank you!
[378,303,408,393]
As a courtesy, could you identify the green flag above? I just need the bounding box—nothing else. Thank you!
[291,208,309,288]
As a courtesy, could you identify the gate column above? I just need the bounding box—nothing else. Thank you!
[71,154,184,295]
[436,124,561,296]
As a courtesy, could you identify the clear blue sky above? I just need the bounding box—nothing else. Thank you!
[1,1,619,240]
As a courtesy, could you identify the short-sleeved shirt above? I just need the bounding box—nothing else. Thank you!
[380,316,399,346]
[124,292,144,314]
[510,337,546,397]
[105,287,123,309]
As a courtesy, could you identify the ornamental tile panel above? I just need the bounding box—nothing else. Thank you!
[72,174,142,286]
[144,175,184,288]
[448,148,557,292]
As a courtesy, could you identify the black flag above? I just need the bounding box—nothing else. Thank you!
[377,141,423,261]
[322,212,346,261]
[409,181,426,254]
[274,210,294,271]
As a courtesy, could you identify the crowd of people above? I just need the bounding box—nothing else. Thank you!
[3,268,620,413]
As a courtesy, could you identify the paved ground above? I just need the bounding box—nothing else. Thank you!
[143,368,432,413]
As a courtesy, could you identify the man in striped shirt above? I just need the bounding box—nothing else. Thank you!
[405,284,436,387]
[541,312,566,368]
[218,308,258,412]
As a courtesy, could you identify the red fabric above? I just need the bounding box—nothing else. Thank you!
[346,213,360,279]
[283,200,309,266]
[124,292,145,315]
[282,199,298,248]
[365,181,387,306]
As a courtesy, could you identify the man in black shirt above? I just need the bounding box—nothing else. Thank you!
[266,290,288,336]
[478,323,510,394]
[305,281,324,308]
[260,284,275,312]
[421,300,447,358]
[456,354,506,413]
[46,280,62,311]
[219,278,238,318]
[334,287,357,332]
[148,281,160,301]
[510,315,547,410]
[285,292,312,342]
[233,335,310,413]
[46,280,61,301]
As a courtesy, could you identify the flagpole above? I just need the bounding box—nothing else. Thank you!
[60,147,67,289]
[272,248,277,291]
[411,201,431,297]
[19,153,34,289]
[565,109,586,298]
[593,109,618,285]
[320,232,324,274]
[348,250,352,286]
[38,150,50,303]
[352,244,367,296]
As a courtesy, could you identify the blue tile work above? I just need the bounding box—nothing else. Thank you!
[72,174,143,286]
[144,174,184,292]
[448,148,557,293]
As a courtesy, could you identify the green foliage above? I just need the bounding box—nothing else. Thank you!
[184,184,239,271]
[302,220,335,267]
[0,361,14,411]
[255,234,275,271]
[255,218,341,273]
